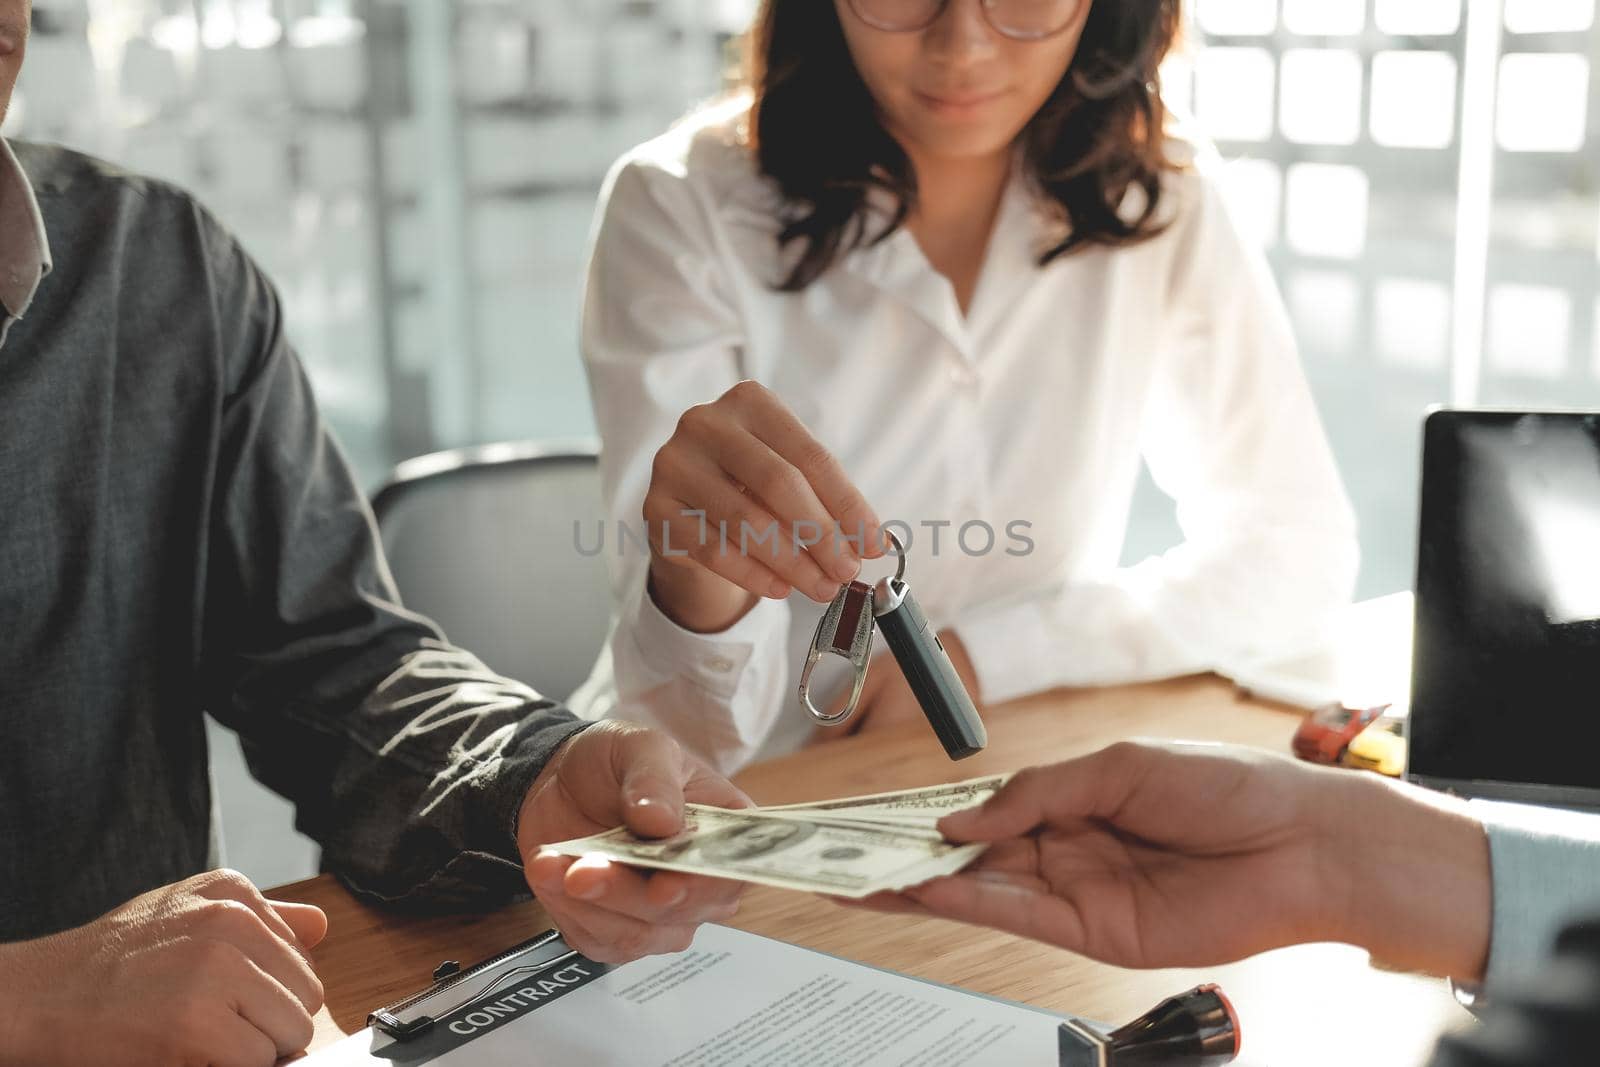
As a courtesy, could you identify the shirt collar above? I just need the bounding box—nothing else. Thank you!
[0,137,52,322]
[842,156,1049,357]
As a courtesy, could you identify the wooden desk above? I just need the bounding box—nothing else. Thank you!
[274,676,1470,1065]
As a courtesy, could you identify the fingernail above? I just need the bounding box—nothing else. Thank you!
[972,871,1021,888]
[632,794,682,819]
[666,886,688,908]
[573,880,605,901]
[938,810,977,835]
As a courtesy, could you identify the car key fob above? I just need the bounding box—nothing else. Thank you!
[871,576,987,760]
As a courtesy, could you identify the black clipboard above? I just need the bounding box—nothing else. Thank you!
[367,928,605,1045]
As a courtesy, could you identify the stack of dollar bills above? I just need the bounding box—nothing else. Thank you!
[544,776,1006,899]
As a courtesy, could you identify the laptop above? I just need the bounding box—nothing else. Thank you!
[1406,409,1600,809]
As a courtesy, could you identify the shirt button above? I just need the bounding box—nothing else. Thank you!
[705,655,736,674]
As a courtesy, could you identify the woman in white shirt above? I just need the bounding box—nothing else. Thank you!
[570,0,1358,774]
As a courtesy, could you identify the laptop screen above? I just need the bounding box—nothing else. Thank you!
[1409,411,1600,799]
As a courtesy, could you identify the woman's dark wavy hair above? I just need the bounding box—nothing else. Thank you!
[741,0,1184,290]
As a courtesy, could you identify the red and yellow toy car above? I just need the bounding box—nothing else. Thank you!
[1292,702,1391,766]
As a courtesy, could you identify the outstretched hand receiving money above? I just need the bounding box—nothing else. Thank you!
[539,777,1005,899]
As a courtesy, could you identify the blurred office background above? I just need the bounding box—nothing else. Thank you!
[13,0,1599,884]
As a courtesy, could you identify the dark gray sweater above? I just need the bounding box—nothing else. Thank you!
[0,142,586,941]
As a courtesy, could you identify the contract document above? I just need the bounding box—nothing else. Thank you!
[305,923,1064,1066]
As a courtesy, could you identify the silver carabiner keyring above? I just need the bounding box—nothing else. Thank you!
[885,529,906,583]
[797,530,907,725]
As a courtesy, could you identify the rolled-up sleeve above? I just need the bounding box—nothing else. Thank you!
[195,212,590,909]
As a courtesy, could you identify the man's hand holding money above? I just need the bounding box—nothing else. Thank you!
[520,722,751,964]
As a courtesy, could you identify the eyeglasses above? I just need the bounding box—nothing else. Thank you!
[845,0,1084,42]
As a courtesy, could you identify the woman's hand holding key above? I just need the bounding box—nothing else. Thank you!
[645,380,886,633]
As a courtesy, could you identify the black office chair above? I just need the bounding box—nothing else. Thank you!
[371,440,612,703]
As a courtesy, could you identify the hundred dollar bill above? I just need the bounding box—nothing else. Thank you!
[542,805,986,899]
[759,775,1007,827]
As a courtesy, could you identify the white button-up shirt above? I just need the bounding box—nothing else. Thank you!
[570,101,1358,774]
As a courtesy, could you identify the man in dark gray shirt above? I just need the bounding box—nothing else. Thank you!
[0,7,744,1064]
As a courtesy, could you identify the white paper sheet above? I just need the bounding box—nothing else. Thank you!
[305,924,1064,1066]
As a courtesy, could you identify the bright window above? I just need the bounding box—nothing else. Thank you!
[1195,0,1277,36]
[1370,51,1458,148]
[1280,49,1364,145]
[1283,0,1366,37]
[1375,279,1453,369]
[1286,164,1370,259]
[1288,271,1362,352]
[1504,0,1595,34]
[1496,54,1590,153]
[1375,0,1461,37]
[1195,47,1277,142]
[1488,285,1572,379]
